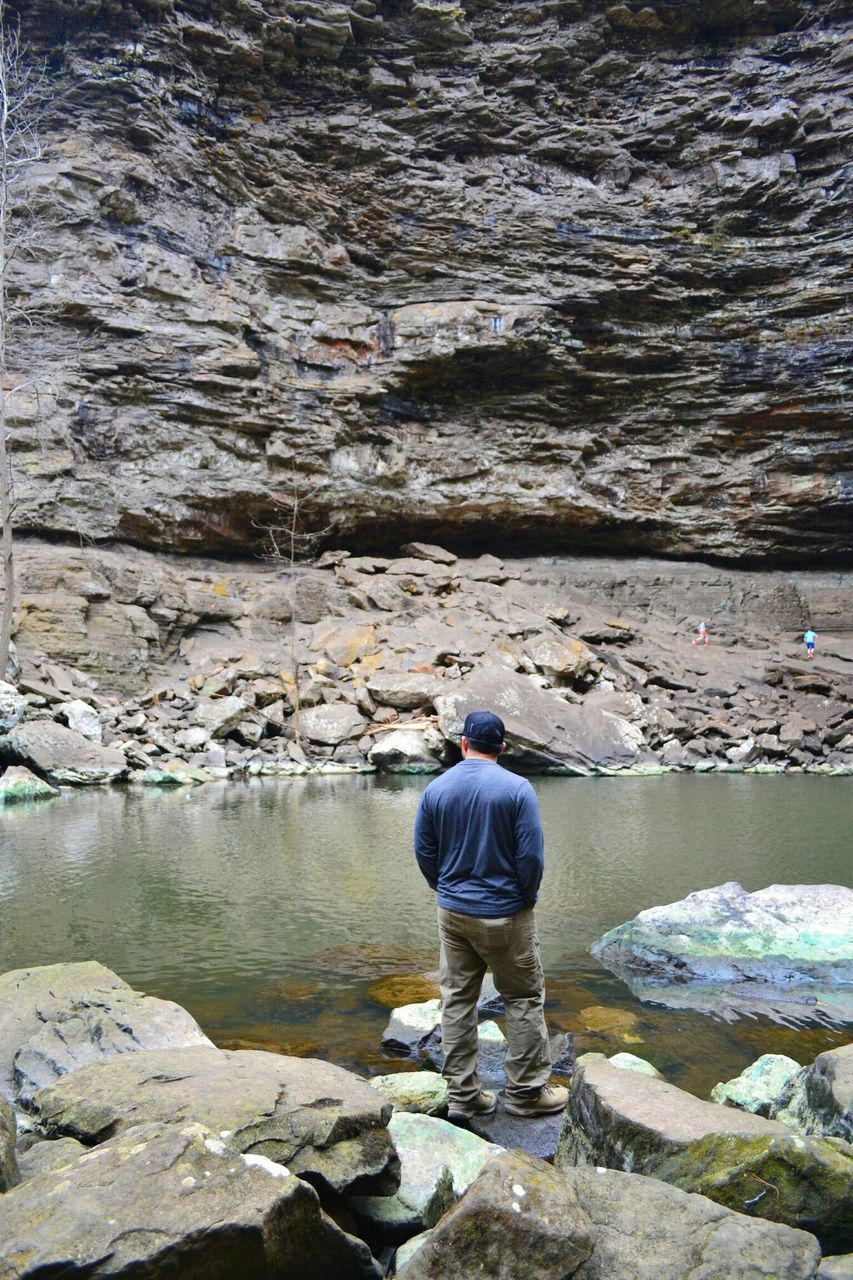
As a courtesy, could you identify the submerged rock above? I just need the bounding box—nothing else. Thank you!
[31,1045,399,1197]
[0,961,213,1105]
[0,1121,383,1280]
[591,882,853,995]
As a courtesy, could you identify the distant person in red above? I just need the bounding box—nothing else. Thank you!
[691,620,709,646]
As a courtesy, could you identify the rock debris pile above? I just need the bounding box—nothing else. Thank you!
[1,542,851,792]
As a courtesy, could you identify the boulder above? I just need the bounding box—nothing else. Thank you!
[567,1165,821,1280]
[0,1095,18,1191]
[17,1135,86,1180]
[366,673,444,709]
[0,961,213,1104]
[368,729,442,773]
[57,698,102,743]
[0,681,26,733]
[31,1045,399,1197]
[591,882,853,992]
[0,1121,383,1280]
[434,665,647,772]
[818,1257,853,1279]
[522,632,594,682]
[656,1131,853,1253]
[350,1112,502,1244]
[557,1054,852,1249]
[193,694,248,738]
[400,543,458,565]
[0,720,127,785]
[773,1044,853,1142]
[0,765,59,804]
[300,703,366,745]
[395,1149,595,1280]
[369,1071,449,1116]
[609,1052,663,1079]
[711,1054,803,1116]
[555,1053,792,1173]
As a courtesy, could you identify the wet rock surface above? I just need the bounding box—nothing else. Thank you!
[6,0,853,566]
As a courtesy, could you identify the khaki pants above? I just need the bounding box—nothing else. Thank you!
[437,905,551,1109]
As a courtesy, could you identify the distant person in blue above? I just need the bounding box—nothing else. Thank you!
[804,628,817,659]
[414,710,567,1122]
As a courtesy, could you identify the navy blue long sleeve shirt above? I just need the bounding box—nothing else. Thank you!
[414,759,545,917]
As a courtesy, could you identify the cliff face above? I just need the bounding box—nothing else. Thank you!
[8,0,853,563]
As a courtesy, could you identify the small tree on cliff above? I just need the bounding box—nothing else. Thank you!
[0,4,44,677]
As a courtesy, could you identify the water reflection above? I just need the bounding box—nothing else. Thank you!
[1,774,850,1097]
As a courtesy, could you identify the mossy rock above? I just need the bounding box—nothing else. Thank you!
[656,1131,853,1253]
[368,975,441,1009]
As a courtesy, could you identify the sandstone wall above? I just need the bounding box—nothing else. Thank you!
[6,0,852,565]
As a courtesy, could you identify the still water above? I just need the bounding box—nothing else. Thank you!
[1,775,850,1097]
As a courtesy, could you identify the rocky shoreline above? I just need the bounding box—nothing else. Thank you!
[0,961,850,1279]
[1,542,851,795]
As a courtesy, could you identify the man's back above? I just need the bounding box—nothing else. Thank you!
[414,759,544,918]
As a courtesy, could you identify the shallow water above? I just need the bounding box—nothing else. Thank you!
[1,774,850,1097]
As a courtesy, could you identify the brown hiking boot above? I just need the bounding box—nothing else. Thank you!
[504,1084,569,1117]
[447,1089,498,1122]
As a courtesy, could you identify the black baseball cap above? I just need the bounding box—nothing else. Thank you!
[463,710,505,751]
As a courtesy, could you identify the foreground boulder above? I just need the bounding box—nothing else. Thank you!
[350,1112,501,1244]
[396,1149,595,1280]
[591,883,853,996]
[0,721,127,786]
[557,1053,792,1173]
[0,1121,383,1280]
[0,961,213,1104]
[567,1165,821,1280]
[656,1131,853,1253]
[557,1053,851,1249]
[31,1045,399,1196]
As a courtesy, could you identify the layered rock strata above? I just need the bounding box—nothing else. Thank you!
[5,0,853,564]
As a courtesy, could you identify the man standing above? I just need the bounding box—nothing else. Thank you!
[804,627,817,660]
[414,710,567,1122]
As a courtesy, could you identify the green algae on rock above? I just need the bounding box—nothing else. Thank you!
[0,765,58,804]
[655,1131,853,1254]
